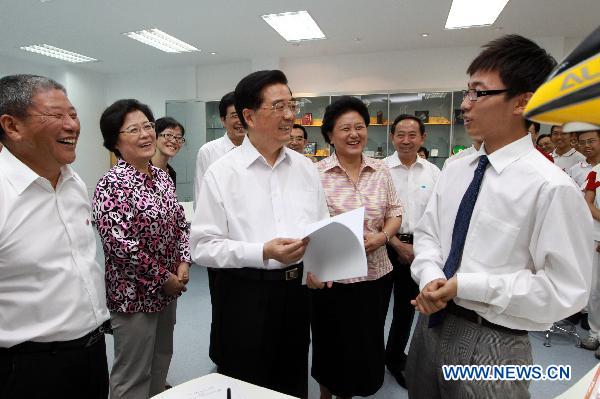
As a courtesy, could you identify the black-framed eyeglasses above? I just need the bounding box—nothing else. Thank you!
[120,121,155,135]
[462,89,509,101]
[159,132,186,144]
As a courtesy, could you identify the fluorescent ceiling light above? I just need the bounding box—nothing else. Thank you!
[20,44,96,63]
[123,28,199,53]
[261,10,326,42]
[445,0,509,29]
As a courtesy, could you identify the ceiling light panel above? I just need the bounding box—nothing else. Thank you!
[123,28,199,53]
[261,10,326,42]
[20,44,97,63]
[445,0,509,29]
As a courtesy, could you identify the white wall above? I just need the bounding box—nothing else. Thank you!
[195,61,251,101]
[105,66,197,117]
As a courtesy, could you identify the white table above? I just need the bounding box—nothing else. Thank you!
[151,373,298,399]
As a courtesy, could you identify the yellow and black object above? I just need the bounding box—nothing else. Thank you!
[525,25,600,125]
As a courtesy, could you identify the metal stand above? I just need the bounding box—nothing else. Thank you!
[544,319,582,347]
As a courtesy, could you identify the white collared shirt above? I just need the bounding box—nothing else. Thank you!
[552,148,586,172]
[412,135,593,331]
[194,133,237,205]
[384,152,440,233]
[190,136,330,270]
[567,160,593,189]
[0,148,109,347]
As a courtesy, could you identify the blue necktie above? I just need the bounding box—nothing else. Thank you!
[428,155,489,328]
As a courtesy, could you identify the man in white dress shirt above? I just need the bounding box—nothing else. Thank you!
[0,74,110,398]
[405,36,592,398]
[566,122,600,188]
[190,70,329,398]
[383,114,440,388]
[193,91,245,367]
[551,124,586,171]
[194,91,245,204]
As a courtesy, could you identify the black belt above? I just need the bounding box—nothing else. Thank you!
[0,320,112,354]
[398,233,414,244]
[224,263,303,282]
[446,301,527,335]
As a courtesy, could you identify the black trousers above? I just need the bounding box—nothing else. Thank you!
[385,244,420,375]
[0,335,109,399]
[214,267,309,399]
[207,266,220,366]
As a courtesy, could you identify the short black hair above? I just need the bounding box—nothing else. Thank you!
[390,114,425,135]
[536,133,551,146]
[321,96,370,145]
[292,123,307,140]
[219,91,235,119]
[526,120,541,133]
[418,146,429,158]
[234,70,289,129]
[549,124,571,135]
[467,35,557,99]
[0,74,66,140]
[576,130,600,139]
[155,116,185,137]
[100,99,154,158]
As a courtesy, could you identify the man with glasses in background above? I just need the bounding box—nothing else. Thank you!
[551,124,586,171]
[288,123,307,154]
[406,36,592,399]
[190,70,329,398]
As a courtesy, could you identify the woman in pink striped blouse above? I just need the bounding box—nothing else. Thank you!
[308,96,402,398]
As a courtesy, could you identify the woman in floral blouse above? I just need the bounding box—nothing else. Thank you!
[307,96,402,399]
[93,99,190,399]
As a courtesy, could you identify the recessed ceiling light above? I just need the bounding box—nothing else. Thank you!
[261,10,326,42]
[421,33,430,37]
[123,28,199,53]
[445,0,509,29]
[210,52,217,55]
[20,44,97,63]
[353,37,362,42]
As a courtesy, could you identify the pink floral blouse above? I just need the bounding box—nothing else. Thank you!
[92,159,191,313]
[317,154,403,283]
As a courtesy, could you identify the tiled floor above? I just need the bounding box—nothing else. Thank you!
[104,266,600,398]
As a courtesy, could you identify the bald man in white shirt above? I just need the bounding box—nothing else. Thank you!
[0,74,110,398]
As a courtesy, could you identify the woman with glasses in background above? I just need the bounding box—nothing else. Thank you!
[151,116,186,187]
[93,99,191,399]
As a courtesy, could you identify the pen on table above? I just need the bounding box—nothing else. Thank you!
[227,387,231,399]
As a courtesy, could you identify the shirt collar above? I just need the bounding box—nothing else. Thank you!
[552,148,576,158]
[117,158,155,181]
[222,133,237,152]
[473,134,534,174]
[239,135,290,169]
[321,152,379,172]
[386,151,424,169]
[0,147,74,194]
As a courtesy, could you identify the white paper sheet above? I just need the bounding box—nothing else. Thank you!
[302,207,367,284]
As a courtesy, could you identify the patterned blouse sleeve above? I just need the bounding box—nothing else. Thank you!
[92,174,171,295]
[382,165,403,219]
[176,199,192,264]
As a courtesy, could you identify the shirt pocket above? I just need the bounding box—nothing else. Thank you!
[466,211,520,267]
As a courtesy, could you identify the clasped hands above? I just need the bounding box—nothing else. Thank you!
[411,276,458,315]
[163,262,190,296]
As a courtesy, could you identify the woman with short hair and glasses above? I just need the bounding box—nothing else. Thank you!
[93,99,191,399]
[151,116,186,186]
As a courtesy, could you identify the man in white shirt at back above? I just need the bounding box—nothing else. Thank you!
[193,91,245,367]
[566,122,600,188]
[551,124,586,171]
[383,114,440,388]
[0,74,110,398]
[405,35,592,399]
